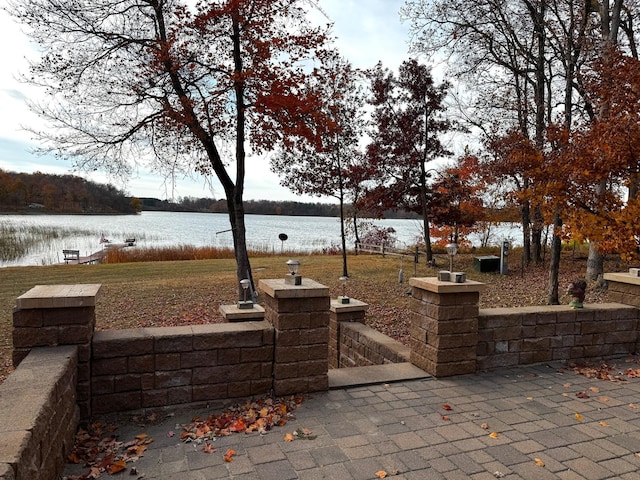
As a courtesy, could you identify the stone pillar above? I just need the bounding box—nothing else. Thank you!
[329,299,368,369]
[409,277,485,377]
[13,284,101,418]
[259,278,330,395]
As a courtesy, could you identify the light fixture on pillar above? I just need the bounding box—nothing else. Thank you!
[285,259,302,285]
[445,242,465,283]
[238,278,254,309]
[338,276,350,304]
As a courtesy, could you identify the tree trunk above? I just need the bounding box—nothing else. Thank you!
[226,193,253,301]
[586,243,603,281]
[531,205,544,264]
[339,195,348,277]
[548,211,562,305]
[521,199,532,266]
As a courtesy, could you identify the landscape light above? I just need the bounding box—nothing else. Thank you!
[285,259,302,285]
[238,278,254,309]
[445,243,458,274]
[338,276,350,304]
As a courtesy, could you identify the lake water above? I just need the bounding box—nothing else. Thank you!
[0,211,522,267]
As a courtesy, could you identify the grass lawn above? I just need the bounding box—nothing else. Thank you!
[0,251,626,383]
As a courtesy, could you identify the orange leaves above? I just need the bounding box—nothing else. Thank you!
[375,471,388,478]
[224,449,236,462]
[575,413,584,423]
[489,432,500,439]
[66,422,153,479]
[534,457,545,467]
[284,433,295,442]
[442,404,452,411]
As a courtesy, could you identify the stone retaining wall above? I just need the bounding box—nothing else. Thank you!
[477,304,639,370]
[0,346,78,480]
[338,322,410,367]
[91,322,274,415]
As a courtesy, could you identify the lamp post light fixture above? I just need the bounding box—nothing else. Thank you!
[238,278,254,309]
[338,276,350,304]
[445,242,458,272]
[285,259,302,285]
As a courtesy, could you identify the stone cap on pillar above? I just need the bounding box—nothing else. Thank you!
[603,272,640,286]
[259,278,329,298]
[409,277,486,294]
[330,298,368,313]
[219,304,266,322]
[15,284,102,309]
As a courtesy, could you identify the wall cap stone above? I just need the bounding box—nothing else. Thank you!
[409,277,486,294]
[15,284,102,309]
[604,272,640,286]
[259,278,329,298]
[219,304,265,321]
[330,298,368,313]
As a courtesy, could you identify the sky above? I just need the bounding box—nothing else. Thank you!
[0,0,411,202]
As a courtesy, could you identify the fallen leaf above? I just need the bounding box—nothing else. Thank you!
[562,393,569,397]
[203,443,215,454]
[480,423,489,430]
[576,391,590,399]
[442,404,452,411]
[589,386,600,393]
[489,432,499,438]
[575,413,583,422]
[599,421,609,427]
[534,457,545,467]
[108,460,127,474]
[599,396,610,402]
[441,415,450,421]
[284,433,295,442]
[563,383,571,388]
[630,403,638,409]
[224,449,236,462]
[526,396,533,400]
[375,471,388,478]
[135,433,148,441]
[167,430,175,437]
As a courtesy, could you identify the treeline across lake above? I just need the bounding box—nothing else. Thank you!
[0,169,140,214]
[142,197,422,219]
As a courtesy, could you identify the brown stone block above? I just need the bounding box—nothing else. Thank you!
[434,360,476,377]
[275,346,305,363]
[581,320,615,335]
[584,344,614,358]
[261,362,273,377]
[114,374,142,392]
[570,346,584,358]
[43,306,95,326]
[276,330,300,347]
[308,344,328,361]
[192,384,228,401]
[556,322,580,336]
[13,326,57,348]
[302,327,329,345]
[479,312,522,329]
[156,353,181,370]
[148,326,193,352]
[155,369,192,389]
[181,350,217,368]
[91,376,115,395]
[574,334,594,346]
[522,337,550,351]
[141,373,155,390]
[429,333,478,349]
[13,309,43,328]
[478,353,518,370]
[93,330,153,358]
[167,386,192,405]
[129,354,155,373]
[607,331,638,344]
[251,378,272,395]
[93,357,127,376]
[77,344,91,363]
[192,326,267,349]
[493,326,522,341]
[272,312,310,330]
[298,359,328,377]
[218,348,240,365]
[552,347,572,360]
[240,346,273,363]
[92,391,141,415]
[531,349,552,363]
[308,374,329,392]
[274,362,298,379]
[534,324,556,338]
[228,381,252,398]
[142,389,168,408]
[574,309,596,323]
[615,319,638,331]
[273,377,308,396]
